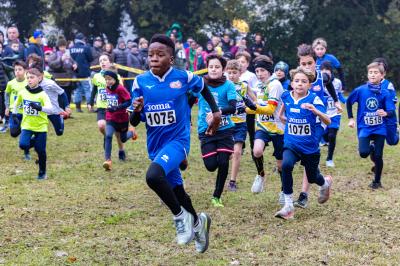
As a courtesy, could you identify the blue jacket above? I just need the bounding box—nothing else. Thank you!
[70,40,93,78]
[25,43,44,60]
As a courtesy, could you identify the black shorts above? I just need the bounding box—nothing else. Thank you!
[97,108,106,121]
[254,131,284,160]
[106,121,129,133]
[199,128,234,158]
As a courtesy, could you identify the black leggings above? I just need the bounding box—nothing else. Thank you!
[202,150,231,198]
[146,162,198,222]
[246,114,256,159]
[359,134,385,183]
[323,128,338,161]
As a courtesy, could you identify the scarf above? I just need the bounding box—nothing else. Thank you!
[204,74,227,88]
[368,82,381,94]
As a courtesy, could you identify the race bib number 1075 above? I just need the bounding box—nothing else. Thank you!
[145,102,176,127]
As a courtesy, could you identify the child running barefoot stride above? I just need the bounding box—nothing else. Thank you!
[347,62,396,189]
[130,34,220,253]
[102,68,137,171]
[13,68,52,179]
[275,67,333,220]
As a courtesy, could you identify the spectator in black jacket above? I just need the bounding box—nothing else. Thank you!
[113,38,129,77]
[91,36,104,66]
[70,32,93,112]
[138,37,149,70]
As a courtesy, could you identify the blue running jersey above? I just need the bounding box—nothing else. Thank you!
[316,54,341,70]
[132,67,204,159]
[347,83,395,138]
[195,80,236,134]
[381,79,397,126]
[310,70,328,106]
[281,91,326,154]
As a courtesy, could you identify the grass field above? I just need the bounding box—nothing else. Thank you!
[1,107,399,265]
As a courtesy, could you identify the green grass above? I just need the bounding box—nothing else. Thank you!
[1,107,400,265]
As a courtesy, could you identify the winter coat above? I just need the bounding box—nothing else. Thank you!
[70,40,93,78]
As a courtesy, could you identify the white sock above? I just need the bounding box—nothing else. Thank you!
[321,179,329,190]
[284,194,293,206]
[193,217,202,232]
[174,207,184,220]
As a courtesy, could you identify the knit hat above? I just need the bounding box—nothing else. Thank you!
[103,70,119,82]
[254,60,274,74]
[274,61,289,77]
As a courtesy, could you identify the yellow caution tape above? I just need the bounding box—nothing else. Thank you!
[55,68,207,82]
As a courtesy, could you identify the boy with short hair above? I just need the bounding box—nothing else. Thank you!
[5,60,28,142]
[372,57,398,146]
[226,59,256,191]
[130,34,221,253]
[347,62,396,189]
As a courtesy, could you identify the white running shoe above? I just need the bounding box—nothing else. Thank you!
[173,208,194,245]
[251,175,265,193]
[194,212,211,253]
[318,175,333,204]
[274,204,294,220]
[325,160,335,167]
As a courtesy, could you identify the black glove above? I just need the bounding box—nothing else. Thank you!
[243,97,257,111]
[107,106,118,112]
[29,102,42,111]
[236,106,246,114]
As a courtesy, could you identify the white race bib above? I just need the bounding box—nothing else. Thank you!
[99,89,107,101]
[288,123,311,136]
[145,102,176,127]
[219,115,229,127]
[107,94,119,108]
[364,116,382,126]
[23,100,39,116]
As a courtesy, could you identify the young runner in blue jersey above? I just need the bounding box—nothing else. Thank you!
[372,58,399,146]
[293,44,342,208]
[274,61,290,91]
[320,61,345,167]
[193,54,237,207]
[312,37,346,90]
[347,62,396,189]
[275,67,333,220]
[129,34,220,253]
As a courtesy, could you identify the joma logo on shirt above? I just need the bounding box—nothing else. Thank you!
[146,103,172,111]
